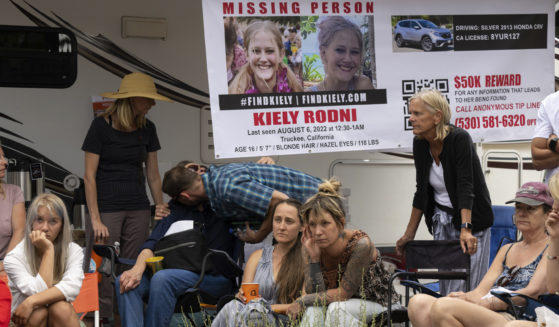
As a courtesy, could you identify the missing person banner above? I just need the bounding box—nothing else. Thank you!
[202,0,554,159]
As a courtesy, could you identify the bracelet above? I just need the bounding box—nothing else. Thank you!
[547,254,559,260]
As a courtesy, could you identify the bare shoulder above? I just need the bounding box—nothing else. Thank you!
[247,248,264,264]
[355,75,374,90]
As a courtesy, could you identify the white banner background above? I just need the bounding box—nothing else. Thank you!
[202,0,555,159]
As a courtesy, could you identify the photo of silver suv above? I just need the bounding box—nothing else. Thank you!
[393,19,453,51]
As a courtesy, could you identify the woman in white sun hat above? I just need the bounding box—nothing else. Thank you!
[81,72,171,320]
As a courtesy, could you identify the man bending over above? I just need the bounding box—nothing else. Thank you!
[162,163,321,243]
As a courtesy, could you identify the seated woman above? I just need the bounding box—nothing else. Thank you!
[0,143,26,282]
[212,198,304,326]
[306,16,374,91]
[504,175,559,327]
[408,182,551,327]
[286,179,399,326]
[4,194,84,327]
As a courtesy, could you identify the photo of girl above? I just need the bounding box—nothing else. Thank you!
[304,16,375,91]
[228,20,303,94]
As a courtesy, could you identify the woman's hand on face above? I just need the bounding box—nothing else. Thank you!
[460,229,478,255]
[91,218,109,243]
[546,211,559,238]
[302,225,320,261]
[29,231,53,253]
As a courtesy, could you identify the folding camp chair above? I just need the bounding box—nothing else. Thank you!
[81,221,134,327]
[174,249,244,326]
[386,240,470,327]
[490,205,517,267]
[73,271,100,327]
[491,290,559,321]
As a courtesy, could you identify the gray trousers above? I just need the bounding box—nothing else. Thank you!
[432,206,491,296]
[95,209,151,318]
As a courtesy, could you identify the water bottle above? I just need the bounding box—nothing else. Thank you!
[114,241,120,256]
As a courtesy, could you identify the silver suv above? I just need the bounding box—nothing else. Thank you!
[394,19,452,51]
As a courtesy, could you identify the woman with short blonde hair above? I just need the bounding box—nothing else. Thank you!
[396,88,494,295]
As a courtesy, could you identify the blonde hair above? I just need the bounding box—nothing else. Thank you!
[300,178,345,229]
[318,16,364,77]
[228,20,303,94]
[318,16,363,53]
[549,174,559,202]
[410,89,451,141]
[102,98,147,131]
[24,193,73,284]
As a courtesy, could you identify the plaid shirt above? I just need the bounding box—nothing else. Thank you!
[202,163,322,220]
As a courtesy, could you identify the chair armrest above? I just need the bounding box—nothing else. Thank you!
[400,280,441,298]
[491,290,536,320]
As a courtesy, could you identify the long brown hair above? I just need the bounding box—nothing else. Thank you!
[273,198,305,304]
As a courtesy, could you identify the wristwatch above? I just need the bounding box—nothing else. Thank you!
[460,222,473,230]
[549,137,559,153]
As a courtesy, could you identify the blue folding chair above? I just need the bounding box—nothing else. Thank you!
[490,205,517,267]
[491,290,559,321]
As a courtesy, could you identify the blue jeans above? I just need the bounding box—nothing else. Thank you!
[115,269,233,327]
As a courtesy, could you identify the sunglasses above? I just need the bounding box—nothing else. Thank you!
[496,265,521,287]
[185,163,207,172]
[185,163,200,172]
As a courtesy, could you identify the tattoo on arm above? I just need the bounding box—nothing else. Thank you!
[305,262,326,295]
[298,291,331,308]
[339,238,374,297]
[300,238,375,307]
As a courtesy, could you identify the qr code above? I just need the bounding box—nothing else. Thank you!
[402,79,449,131]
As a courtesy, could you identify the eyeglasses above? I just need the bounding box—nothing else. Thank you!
[496,265,521,287]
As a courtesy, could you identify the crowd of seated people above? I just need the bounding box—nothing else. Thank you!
[3,83,559,327]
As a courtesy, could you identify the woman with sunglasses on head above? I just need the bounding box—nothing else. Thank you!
[82,72,170,320]
[4,194,83,327]
[504,175,559,327]
[408,182,551,327]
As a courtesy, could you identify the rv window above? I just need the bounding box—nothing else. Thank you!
[0,25,77,88]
